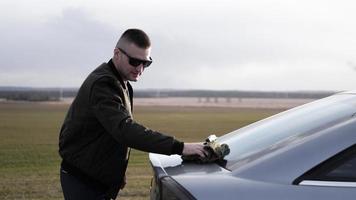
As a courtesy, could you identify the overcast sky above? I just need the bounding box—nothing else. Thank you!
[1,0,356,91]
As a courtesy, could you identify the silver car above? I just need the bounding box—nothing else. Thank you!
[149,91,356,200]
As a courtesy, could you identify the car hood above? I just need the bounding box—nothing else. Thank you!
[148,154,314,200]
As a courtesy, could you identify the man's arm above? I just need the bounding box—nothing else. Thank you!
[90,77,205,156]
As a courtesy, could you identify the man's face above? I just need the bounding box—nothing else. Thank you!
[113,43,151,82]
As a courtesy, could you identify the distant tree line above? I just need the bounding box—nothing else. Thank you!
[0,90,61,101]
[133,89,336,99]
[0,87,77,101]
[0,87,337,102]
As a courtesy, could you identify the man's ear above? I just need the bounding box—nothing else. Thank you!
[113,48,120,57]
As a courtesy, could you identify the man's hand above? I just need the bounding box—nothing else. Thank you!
[182,143,207,157]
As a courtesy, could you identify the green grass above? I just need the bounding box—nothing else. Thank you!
[0,102,284,199]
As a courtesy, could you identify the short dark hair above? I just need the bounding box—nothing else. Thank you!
[116,29,151,49]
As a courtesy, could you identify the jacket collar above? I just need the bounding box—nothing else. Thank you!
[108,59,128,90]
[108,59,134,109]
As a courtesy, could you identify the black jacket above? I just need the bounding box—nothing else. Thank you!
[59,60,183,187]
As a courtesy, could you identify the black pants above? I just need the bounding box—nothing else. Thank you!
[60,168,119,200]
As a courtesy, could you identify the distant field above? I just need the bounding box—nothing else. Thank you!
[0,102,286,199]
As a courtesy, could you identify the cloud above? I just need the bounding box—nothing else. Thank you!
[0,7,120,86]
[1,1,356,90]
[145,3,346,72]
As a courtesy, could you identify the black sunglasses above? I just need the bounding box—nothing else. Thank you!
[118,48,152,68]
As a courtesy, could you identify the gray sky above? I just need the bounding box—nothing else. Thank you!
[1,0,356,91]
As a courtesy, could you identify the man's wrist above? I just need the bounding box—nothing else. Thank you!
[172,140,184,155]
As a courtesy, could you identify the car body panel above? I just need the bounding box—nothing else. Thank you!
[175,175,356,200]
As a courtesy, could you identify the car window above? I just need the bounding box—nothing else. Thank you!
[217,94,356,170]
[295,144,356,186]
[326,156,356,180]
[313,144,356,182]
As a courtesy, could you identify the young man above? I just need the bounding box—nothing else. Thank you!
[59,29,206,199]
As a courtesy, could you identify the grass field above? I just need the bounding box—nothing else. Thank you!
[0,102,285,199]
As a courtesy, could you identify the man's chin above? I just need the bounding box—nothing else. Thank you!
[129,77,139,82]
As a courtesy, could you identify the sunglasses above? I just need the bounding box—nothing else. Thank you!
[118,48,153,68]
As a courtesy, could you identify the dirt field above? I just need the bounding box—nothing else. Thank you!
[50,97,316,109]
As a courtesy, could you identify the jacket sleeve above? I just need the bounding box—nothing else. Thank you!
[90,77,183,155]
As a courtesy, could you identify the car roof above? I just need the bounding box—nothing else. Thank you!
[338,90,356,95]
[232,117,356,184]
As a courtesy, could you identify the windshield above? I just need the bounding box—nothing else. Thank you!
[218,94,356,170]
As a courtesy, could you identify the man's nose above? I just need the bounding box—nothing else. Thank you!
[136,64,144,71]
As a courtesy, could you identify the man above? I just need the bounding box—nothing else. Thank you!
[59,29,206,199]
